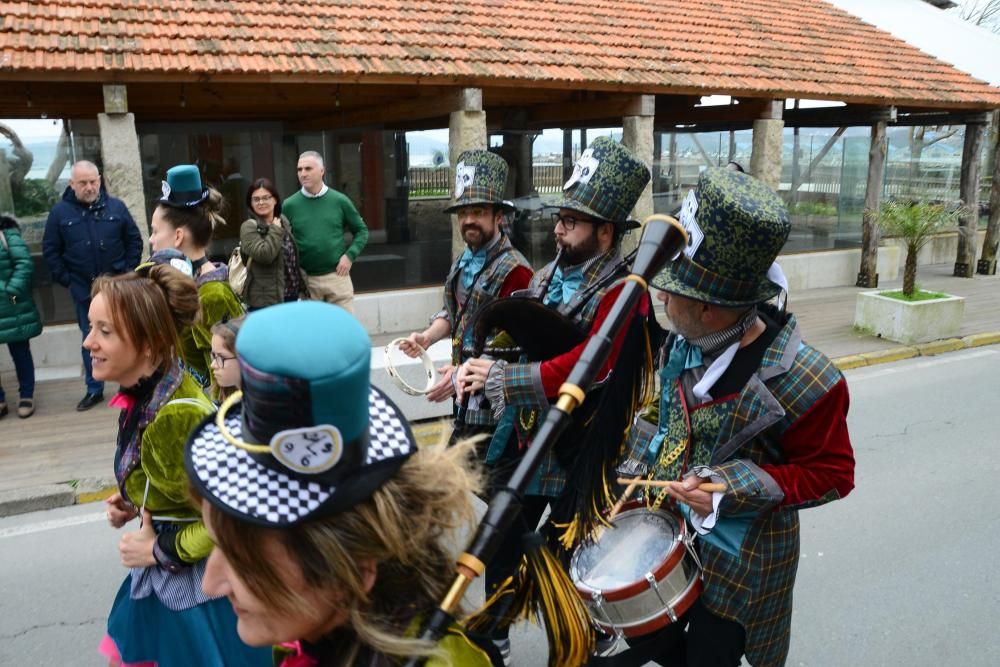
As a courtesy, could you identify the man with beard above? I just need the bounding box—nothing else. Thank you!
[456,137,655,663]
[592,168,854,667]
[400,150,531,441]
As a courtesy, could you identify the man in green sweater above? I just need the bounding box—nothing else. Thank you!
[282,150,369,313]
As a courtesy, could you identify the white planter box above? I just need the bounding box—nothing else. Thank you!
[854,291,965,345]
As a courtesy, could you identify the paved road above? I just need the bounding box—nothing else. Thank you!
[1,346,997,666]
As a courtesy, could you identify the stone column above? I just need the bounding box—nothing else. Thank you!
[448,88,486,258]
[858,109,892,288]
[956,116,988,277]
[621,95,655,255]
[979,110,1000,275]
[98,85,149,256]
[749,99,784,191]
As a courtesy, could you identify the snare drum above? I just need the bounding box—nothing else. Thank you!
[569,501,702,638]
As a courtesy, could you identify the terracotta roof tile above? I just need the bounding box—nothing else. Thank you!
[1,0,998,106]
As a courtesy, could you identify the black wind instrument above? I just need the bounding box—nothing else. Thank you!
[404,215,688,666]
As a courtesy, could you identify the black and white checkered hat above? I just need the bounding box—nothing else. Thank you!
[185,301,417,527]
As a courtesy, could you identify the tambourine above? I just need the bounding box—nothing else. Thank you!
[383,338,437,396]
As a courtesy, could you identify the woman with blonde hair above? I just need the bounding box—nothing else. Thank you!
[186,301,501,667]
[149,164,244,389]
[89,262,269,667]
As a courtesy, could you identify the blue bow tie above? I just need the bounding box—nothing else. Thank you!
[457,247,487,289]
[544,266,584,306]
[646,336,704,462]
[660,336,704,385]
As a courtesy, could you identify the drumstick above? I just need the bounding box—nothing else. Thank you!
[616,477,726,493]
[607,479,640,522]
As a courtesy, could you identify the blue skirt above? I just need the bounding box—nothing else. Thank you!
[106,574,272,667]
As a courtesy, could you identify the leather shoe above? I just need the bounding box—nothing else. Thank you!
[17,398,34,418]
[76,392,104,411]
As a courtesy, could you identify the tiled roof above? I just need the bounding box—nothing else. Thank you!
[1,0,998,108]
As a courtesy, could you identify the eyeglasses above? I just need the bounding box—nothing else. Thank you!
[550,212,594,231]
[251,195,274,204]
[210,353,236,367]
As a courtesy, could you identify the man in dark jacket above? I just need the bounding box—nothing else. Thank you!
[42,160,143,410]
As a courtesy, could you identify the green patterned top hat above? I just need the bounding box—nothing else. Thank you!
[444,150,515,214]
[652,168,791,307]
[552,136,650,229]
[159,164,210,209]
[185,301,417,527]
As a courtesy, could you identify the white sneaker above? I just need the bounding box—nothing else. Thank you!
[492,638,512,666]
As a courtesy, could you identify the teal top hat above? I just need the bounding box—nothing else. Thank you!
[552,136,650,229]
[444,150,515,214]
[185,301,417,527]
[159,164,210,209]
[652,168,791,307]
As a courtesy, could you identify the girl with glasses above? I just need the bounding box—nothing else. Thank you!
[209,315,246,403]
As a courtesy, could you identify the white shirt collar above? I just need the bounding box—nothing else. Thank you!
[301,184,329,198]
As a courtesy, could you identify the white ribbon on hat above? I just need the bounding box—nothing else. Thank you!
[767,261,789,295]
[454,162,476,199]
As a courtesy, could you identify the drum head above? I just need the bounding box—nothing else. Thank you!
[572,507,680,593]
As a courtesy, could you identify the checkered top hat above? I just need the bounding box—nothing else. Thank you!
[552,136,650,230]
[159,164,210,209]
[444,150,515,214]
[185,301,417,527]
[652,168,791,307]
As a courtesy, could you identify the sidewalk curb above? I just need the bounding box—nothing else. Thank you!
[3,334,998,519]
[832,330,1000,371]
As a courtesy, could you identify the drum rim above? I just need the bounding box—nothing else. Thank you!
[571,500,689,603]
[593,577,703,638]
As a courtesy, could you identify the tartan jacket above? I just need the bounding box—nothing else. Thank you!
[494,249,635,497]
[627,311,854,666]
[441,233,531,427]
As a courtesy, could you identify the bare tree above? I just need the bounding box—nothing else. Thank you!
[952,0,1000,32]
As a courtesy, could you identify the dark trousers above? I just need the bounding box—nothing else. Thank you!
[74,297,103,395]
[587,599,746,667]
[0,340,35,402]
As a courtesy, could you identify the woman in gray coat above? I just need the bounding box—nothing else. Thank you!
[0,215,42,418]
[238,179,306,310]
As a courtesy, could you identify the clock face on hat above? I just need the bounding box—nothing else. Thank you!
[270,425,344,474]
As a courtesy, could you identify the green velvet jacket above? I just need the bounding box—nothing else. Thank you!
[120,367,215,562]
[178,263,245,388]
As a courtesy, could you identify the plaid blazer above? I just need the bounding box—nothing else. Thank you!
[442,234,530,426]
[626,311,852,667]
[499,250,627,497]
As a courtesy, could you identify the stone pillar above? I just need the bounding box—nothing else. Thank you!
[979,110,1000,275]
[621,95,655,255]
[448,88,486,258]
[858,110,891,288]
[98,85,149,256]
[956,117,988,277]
[749,100,784,191]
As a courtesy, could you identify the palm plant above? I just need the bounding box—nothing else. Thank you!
[875,200,964,297]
